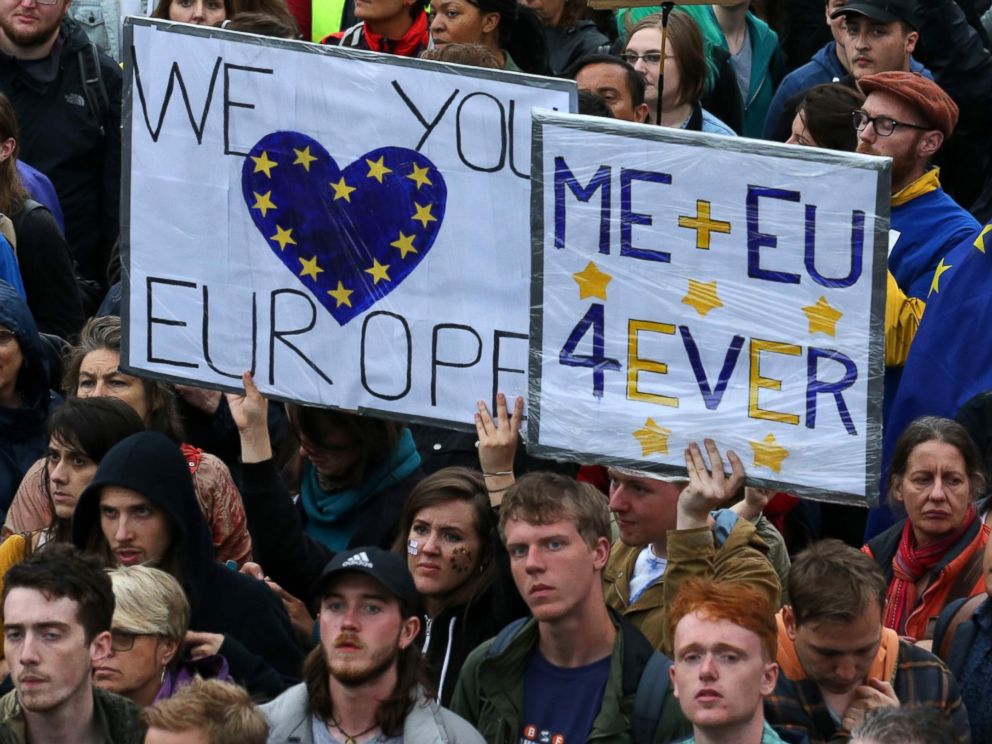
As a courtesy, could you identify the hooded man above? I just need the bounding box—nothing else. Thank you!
[72,431,303,700]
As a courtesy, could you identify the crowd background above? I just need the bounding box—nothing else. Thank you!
[1,0,992,743]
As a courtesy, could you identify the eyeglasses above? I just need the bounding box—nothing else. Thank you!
[620,52,664,65]
[110,631,140,652]
[0,330,15,347]
[852,109,931,137]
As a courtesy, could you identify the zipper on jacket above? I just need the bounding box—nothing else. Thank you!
[422,615,433,653]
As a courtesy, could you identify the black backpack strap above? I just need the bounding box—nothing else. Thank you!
[631,650,672,744]
[77,42,109,129]
[485,616,529,658]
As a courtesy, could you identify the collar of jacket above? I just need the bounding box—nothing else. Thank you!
[361,10,428,56]
[0,686,141,744]
[892,168,941,207]
[604,542,666,614]
[476,608,658,741]
[774,611,901,685]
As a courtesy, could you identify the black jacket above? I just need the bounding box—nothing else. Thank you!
[9,200,84,340]
[238,457,421,604]
[914,0,992,220]
[72,432,303,699]
[417,538,529,707]
[0,17,121,285]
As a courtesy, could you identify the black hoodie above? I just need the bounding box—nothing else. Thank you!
[72,432,302,698]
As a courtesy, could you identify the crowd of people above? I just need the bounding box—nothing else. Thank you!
[1,0,992,742]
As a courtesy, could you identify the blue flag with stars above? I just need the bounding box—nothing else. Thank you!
[241,131,446,326]
[869,223,992,535]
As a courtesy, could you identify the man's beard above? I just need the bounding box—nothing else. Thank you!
[327,638,400,688]
[857,138,922,190]
[0,12,62,50]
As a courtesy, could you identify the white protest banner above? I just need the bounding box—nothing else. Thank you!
[121,19,575,425]
[528,112,889,503]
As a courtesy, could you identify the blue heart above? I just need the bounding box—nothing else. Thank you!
[242,132,446,325]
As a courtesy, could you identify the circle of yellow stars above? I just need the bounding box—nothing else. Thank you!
[249,148,439,308]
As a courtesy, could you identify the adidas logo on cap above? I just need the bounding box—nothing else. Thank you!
[341,551,373,569]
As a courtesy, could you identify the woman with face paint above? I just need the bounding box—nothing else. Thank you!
[392,460,528,705]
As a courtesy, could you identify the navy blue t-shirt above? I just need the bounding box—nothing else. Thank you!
[520,649,611,744]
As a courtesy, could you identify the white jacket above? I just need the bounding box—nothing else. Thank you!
[262,683,485,744]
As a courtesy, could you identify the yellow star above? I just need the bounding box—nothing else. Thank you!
[572,261,613,301]
[406,163,433,189]
[298,255,323,281]
[251,190,277,217]
[929,258,953,297]
[293,146,317,172]
[270,225,296,251]
[974,224,992,254]
[632,418,671,457]
[749,433,789,474]
[682,279,723,317]
[412,202,437,229]
[365,259,391,284]
[802,296,843,336]
[330,177,356,203]
[327,281,353,308]
[390,232,418,258]
[366,156,392,183]
[251,151,277,178]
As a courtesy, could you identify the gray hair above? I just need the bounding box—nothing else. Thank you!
[851,707,954,744]
[108,565,190,642]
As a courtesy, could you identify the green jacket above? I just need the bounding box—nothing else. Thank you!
[604,516,782,656]
[0,687,143,744]
[450,612,690,744]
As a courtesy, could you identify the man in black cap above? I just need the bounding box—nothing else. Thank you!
[262,546,484,743]
[764,0,931,140]
[833,0,919,79]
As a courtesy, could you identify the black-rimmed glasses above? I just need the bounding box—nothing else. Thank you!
[852,109,931,137]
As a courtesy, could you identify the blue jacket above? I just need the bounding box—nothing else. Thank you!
[0,280,51,521]
[0,237,23,299]
[890,186,979,301]
[763,41,932,140]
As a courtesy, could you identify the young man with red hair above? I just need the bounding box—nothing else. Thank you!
[667,579,786,744]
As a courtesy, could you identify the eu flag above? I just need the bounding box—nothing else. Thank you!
[867,223,992,536]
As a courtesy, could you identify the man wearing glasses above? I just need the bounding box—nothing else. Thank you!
[0,0,121,294]
[854,71,979,304]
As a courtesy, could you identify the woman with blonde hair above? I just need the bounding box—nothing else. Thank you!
[94,565,237,706]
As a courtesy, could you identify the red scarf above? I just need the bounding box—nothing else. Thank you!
[885,505,977,634]
[362,11,429,56]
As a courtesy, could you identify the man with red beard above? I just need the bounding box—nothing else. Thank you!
[0,0,121,292]
[855,72,979,303]
[262,546,484,743]
[854,71,980,423]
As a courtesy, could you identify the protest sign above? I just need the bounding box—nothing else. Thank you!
[528,112,890,503]
[121,19,575,426]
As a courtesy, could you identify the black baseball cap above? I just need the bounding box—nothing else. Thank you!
[831,0,919,31]
[313,547,419,612]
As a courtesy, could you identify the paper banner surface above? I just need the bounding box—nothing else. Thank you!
[528,112,890,503]
[121,19,575,426]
